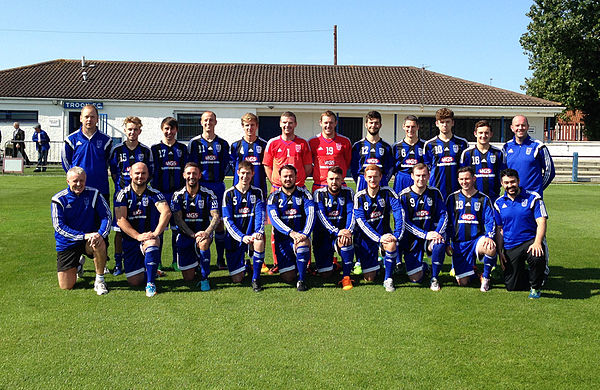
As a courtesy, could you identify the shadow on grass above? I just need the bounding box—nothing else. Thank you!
[539,266,600,300]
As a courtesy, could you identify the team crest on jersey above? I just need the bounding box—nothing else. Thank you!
[295,144,302,153]
[295,197,302,206]
[177,150,182,157]
[142,197,149,207]
[250,195,256,204]
[199,199,205,208]
[97,140,103,148]
[453,145,459,153]
[526,148,532,155]
[138,154,144,160]
[474,202,481,211]
[378,198,386,207]
[418,148,424,155]
[521,199,528,207]
[84,198,90,208]
[336,143,342,150]
[339,197,345,206]
[427,198,433,206]
[490,154,496,163]
[379,148,384,155]
[216,144,221,152]
[256,146,262,153]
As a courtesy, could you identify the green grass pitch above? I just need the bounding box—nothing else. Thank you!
[0,169,599,389]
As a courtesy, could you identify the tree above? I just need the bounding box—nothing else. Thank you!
[520,0,600,139]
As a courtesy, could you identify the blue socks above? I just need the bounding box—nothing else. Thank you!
[114,253,122,268]
[431,242,446,280]
[215,231,226,263]
[340,245,354,277]
[482,255,496,279]
[296,246,310,281]
[145,246,160,284]
[199,249,211,280]
[252,250,265,282]
[384,250,397,280]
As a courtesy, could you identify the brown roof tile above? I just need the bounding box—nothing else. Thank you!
[0,59,562,107]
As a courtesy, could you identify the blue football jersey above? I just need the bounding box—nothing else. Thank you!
[423,135,469,200]
[188,135,231,182]
[392,139,425,175]
[351,138,394,185]
[267,187,315,238]
[230,137,268,194]
[494,188,548,249]
[446,190,496,243]
[502,136,555,197]
[313,187,355,236]
[114,185,167,241]
[62,128,112,195]
[51,186,112,251]
[109,142,153,192]
[460,145,506,201]
[150,141,188,196]
[222,185,265,242]
[398,186,447,240]
[353,186,404,243]
[171,186,219,233]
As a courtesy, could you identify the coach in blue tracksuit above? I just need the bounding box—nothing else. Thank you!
[502,115,555,198]
[494,169,549,299]
[51,167,111,294]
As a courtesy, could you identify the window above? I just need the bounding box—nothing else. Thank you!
[0,110,38,122]
[176,113,203,141]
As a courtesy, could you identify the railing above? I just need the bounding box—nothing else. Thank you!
[545,123,587,141]
[2,141,64,164]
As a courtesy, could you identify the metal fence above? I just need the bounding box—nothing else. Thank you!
[2,140,64,164]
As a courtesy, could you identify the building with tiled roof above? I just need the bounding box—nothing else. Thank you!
[1,59,563,158]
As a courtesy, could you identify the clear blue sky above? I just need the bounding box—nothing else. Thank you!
[1,0,534,93]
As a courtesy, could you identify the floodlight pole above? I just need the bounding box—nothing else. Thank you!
[334,25,337,65]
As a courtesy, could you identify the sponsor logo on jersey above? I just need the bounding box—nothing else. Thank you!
[461,213,475,221]
[76,141,83,146]
[285,209,298,216]
[165,160,177,167]
[405,158,417,165]
[479,168,492,174]
[370,210,382,219]
[324,160,335,166]
[186,212,199,218]
[318,146,323,151]
[366,158,380,164]
[239,207,250,214]
[133,209,143,216]
[329,210,340,217]
[440,156,454,163]
[245,156,258,162]
[205,155,217,161]
[415,210,429,217]
[295,144,302,153]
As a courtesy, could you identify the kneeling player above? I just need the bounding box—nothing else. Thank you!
[222,161,266,292]
[313,166,356,290]
[398,163,448,291]
[354,165,404,292]
[446,166,497,291]
[267,165,315,291]
[171,163,220,291]
[115,162,171,297]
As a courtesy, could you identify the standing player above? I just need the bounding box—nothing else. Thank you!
[351,111,394,192]
[62,105,112,200]
[51,167,111,294]
[354,165,404,292]
[151,117,188,271]
[266,165,315,291]
[494,169,549,299]
[446,166,497,291]
[222,161,266,292]
[398,163,447,291]
[171,163,221,291]
[308,110,352,191]
[423,108,469,200]
[263,111,313,274]
[502,115,555,198]
[392,115,425,194]
[230,113,268,196]
[115,162,171,297]
[313,166,356,290]
[460,120,506,201]
[109,117,153,276]
[188,111,230,269]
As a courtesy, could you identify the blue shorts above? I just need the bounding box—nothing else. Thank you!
[313,231,336,273]
[451,236,486,279]
[273,235,300,274]
[224,235,249,276]
[353,231,381,274]
[393,172,413,195]
[199,181,226,208]
[175,234,201,271]
[122,239,146,278]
